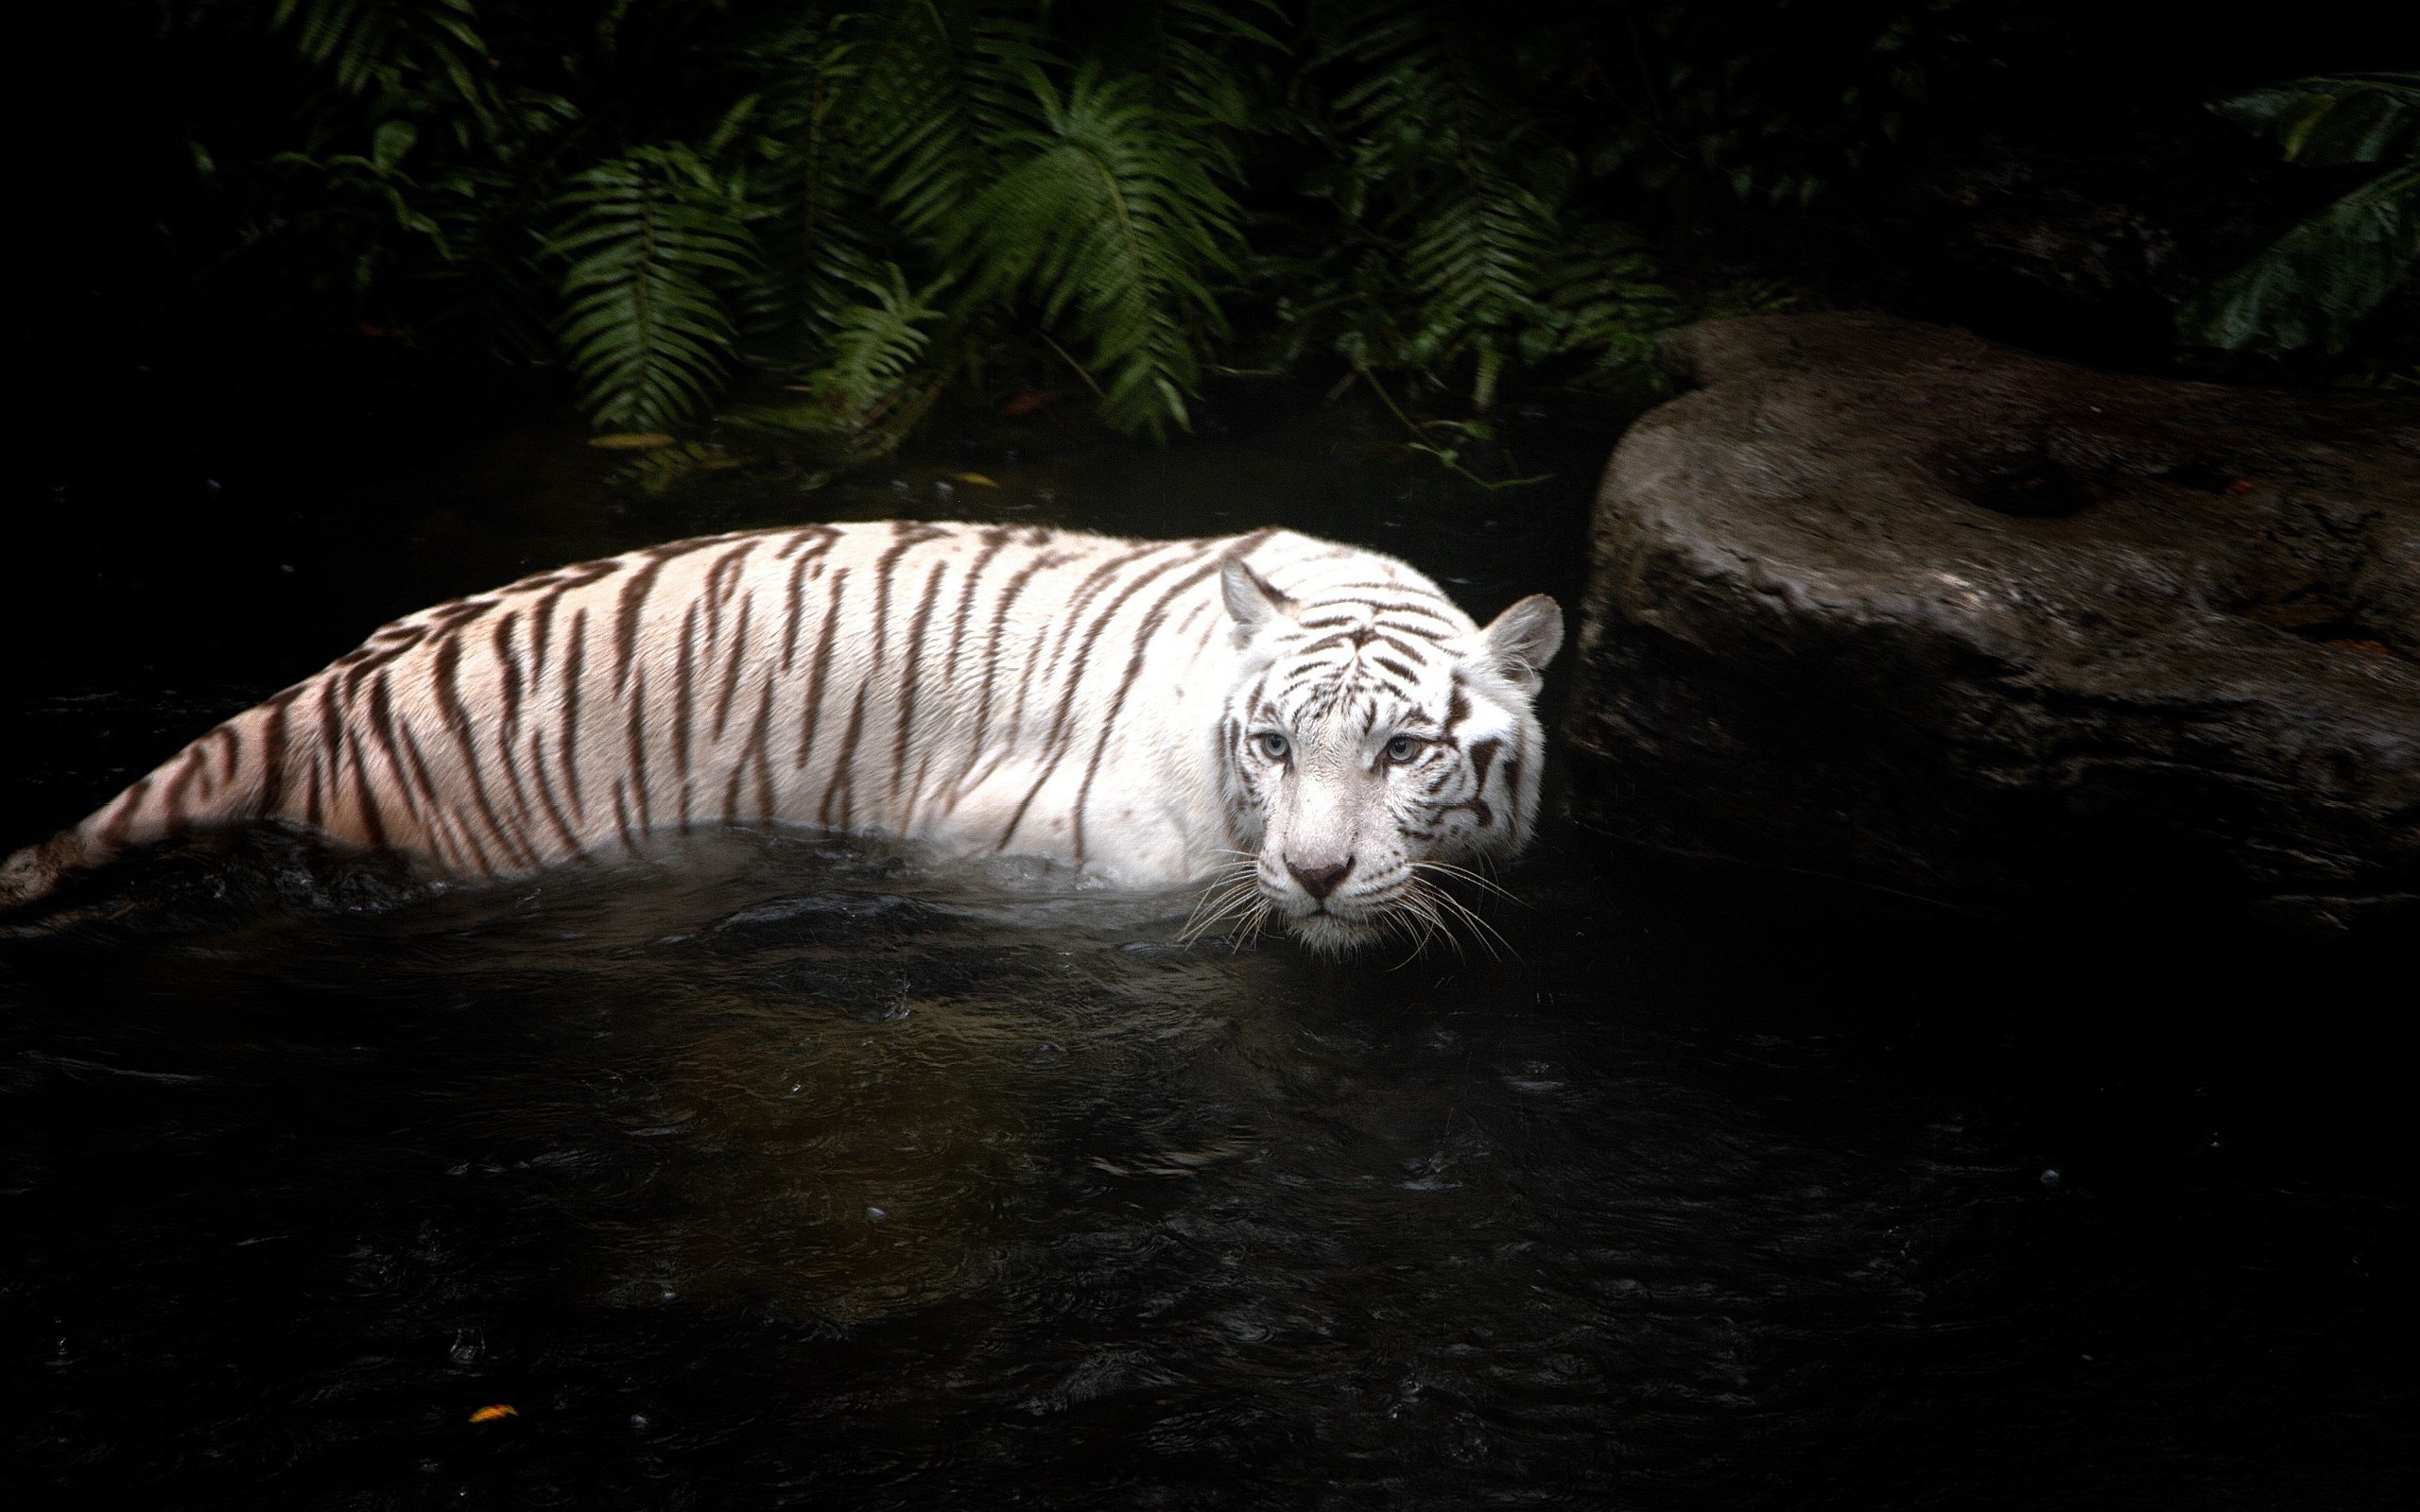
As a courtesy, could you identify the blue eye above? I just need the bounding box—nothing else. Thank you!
[1383,734,1422,764]
[1254,730,1290,762]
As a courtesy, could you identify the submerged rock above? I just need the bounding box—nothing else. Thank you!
[1565,313,2419,934]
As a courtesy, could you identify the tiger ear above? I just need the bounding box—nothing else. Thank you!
[1475,594,1564,694]
[1221,554,1294,637]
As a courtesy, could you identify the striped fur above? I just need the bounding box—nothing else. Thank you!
[1,522,1562,951]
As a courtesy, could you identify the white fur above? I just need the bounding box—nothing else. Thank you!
[5,522,1561,950]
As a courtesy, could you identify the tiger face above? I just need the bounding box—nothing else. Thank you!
[1211,555,1564,955]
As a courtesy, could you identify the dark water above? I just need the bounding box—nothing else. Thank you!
[4,387,2411,1508]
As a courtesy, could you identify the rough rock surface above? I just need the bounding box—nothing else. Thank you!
[1565,313,2419,934]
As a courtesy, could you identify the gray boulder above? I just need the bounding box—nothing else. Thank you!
[1564,313,2419,934]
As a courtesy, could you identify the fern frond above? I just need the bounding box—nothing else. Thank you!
[810,263,950,421]
[546,145,759,430]
[273,0,501,139]
[2187,73,2420,355]
[741,11,901,350]
[274,0,483,89]
[2216,72,2420,167]
[952,64,1242,437]
[1319,0,1569,403]
[413,162,560,361]
[842,1,1058,238]
[1526,224,1685,373]
[1123,0,1289,127]
[2185,162,2420,355]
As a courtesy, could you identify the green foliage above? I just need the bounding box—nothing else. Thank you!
[1574,0,1986,211]
[1316,2,1566,404]
[2183,74,2420,358]
[809,263,950,423]
[272,0,507,141]
[952,64,1242,435]
[548,145,758,431]
[196,1,1987,445]
[2216,72,2420,168]
[842,2,1053,238]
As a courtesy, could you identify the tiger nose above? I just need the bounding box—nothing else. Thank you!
[1285,855,1355,901]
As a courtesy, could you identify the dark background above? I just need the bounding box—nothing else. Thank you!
[1,9,2412,1509]
[6,4,2402,744]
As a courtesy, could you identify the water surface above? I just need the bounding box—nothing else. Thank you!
[4,387,2409,1508]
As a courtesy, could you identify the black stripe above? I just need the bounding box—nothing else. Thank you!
[256,687,300,817]
[612,547,678,691]
[733,677,776,822]
[945,528,1013,686]
[623,666,653,836]
[871,522,951,673]
[340,724,391,850]
[1065,554,1228,862]
[795,567,848,769]
[890,558,949,811]
[522,727,584,855]
[432,633,536,870]
[1007,544,1163,752]
[820,688,869,830]
[611,783,642,856]
[560,607,589,816]
[711,594,752,740]
[961,550,1065,780]
[670,601,699,829]
[997,542,1214,853]
[777,525,840,672]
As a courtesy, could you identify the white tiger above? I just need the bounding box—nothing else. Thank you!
[2,522,1563,953]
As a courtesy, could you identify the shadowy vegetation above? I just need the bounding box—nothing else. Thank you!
[34,3,2407,464]
[140,0,2010,447]
[2178,72,2417,381]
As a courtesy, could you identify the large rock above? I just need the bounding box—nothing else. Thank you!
[1564,313,2419,934]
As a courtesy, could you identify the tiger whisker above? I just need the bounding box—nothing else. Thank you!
[1420,876,1514,962]
[1177,860,1262,943]
[1376,881,1458,966]
[1413,884,1470,962]
[1410,859,1525,907]
[1234,899,1275,953]
[1180,874,1264,946]
[1383,908,1426,970]
[1389,890,1450,969]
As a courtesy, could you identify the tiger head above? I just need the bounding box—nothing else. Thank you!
[1210,552,1564,955]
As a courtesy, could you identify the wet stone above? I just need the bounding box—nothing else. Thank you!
[1564,312,2420,935]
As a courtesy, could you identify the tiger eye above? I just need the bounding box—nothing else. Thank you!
[1255,730,1291,762]
[1384,734,1421,764]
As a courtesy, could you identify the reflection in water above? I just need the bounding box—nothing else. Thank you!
[4,826,2407,1508]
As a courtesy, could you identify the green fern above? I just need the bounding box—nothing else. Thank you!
[1322,1,1568,406]
[842,1,1057,238]
[809,263,950,421]
[952,63,1243,437]
[272,0,502,140]
[1526,226,1686,384]
[741,13,896,350]
[225,1,1966,440]
[2184,73,2420,356]
[1116,0,1289,127]
[547,145,759,431]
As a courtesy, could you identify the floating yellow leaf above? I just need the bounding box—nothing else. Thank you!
[587,433,677,452]
[468,1404,519,1424]
[945,472,999,488]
